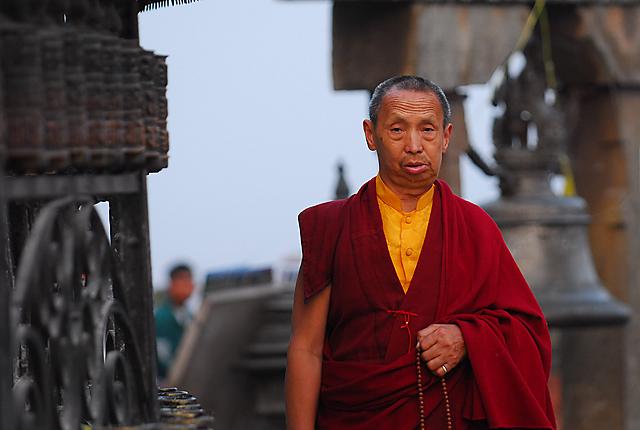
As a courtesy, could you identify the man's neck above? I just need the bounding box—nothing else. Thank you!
[399,196,421,213]
[379,176,435,212]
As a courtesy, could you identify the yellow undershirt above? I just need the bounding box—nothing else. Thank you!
[376,175,434,294]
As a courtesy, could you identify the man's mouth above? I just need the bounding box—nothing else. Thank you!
[404,162,427,174]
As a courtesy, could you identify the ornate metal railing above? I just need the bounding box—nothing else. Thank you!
[12,197,153,430]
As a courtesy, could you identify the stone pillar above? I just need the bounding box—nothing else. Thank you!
[549,6,640,429]
[440,92,467,195]
[0,175,13,430]
[614,88,640,430]
[109,171,159,423]
[557,85,628,430]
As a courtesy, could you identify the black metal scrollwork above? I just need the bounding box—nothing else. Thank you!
[11,197,152,430]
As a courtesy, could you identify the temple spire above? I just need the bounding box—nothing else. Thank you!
[335,162,349,200]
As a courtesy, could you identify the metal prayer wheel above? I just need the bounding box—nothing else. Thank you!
[0,10,169,174]
[63,27,89,166]
[154,54,170,172]
[103,35,124,155]
[84,32,111,168]
[482,150,631,327]
[1,21,44,171]
[41,26,69,170]
[158,388,215,429]
[121,38,146,168]
[140,50,160,168]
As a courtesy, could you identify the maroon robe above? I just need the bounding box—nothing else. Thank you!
[298,178,556,430]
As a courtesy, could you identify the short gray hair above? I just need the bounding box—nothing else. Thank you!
[369,76,451,128]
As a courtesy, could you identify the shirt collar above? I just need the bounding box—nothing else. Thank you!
[375,174,434,213]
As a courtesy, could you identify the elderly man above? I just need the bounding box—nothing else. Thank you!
[285,76,556,430]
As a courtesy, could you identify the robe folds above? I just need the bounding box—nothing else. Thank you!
[298,178,556,430]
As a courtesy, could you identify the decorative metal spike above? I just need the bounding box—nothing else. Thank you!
[138,0,200,12]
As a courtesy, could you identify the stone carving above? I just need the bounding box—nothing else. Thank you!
[491,37,567,196]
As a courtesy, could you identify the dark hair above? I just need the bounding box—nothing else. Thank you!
[369,76,451,128]
[169,264,191,279]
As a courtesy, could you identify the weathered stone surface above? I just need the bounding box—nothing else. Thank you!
[333,2,415,91]
[546,5,640,86]
[577,7,640,84]
[415,4,529,88]
[560,327,625,430]
[610,89,640,430]
[438,92,467,195]
[333,3,530,91]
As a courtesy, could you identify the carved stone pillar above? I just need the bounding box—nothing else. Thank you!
[548,6,640,429]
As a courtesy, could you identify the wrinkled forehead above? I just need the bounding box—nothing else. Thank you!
[383,86,437,104]
[379,88,443,120]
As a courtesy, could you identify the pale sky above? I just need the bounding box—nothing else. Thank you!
[136,0,499,289]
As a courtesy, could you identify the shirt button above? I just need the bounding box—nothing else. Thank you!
[406,248,413,256]
[405,216,412,224]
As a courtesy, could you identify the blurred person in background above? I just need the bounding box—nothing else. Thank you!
[155,263,194,382]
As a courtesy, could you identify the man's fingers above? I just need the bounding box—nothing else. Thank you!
[428,362,449,378]
[417,324,467,376]
[416,324,443,352]
[424,354,458,376]
[417,324,453,353]
[416,324,440,343]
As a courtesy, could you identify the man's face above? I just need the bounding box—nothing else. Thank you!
[170,271,194,305]
[363,89,452,197]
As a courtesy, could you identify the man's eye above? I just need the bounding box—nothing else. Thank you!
[391,128,402,132]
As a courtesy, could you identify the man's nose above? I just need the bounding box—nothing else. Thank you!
[405,130,423,153]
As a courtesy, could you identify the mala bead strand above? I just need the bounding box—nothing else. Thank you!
[416,345,452,430]
[416,347,425,430]
[441,373,453,430]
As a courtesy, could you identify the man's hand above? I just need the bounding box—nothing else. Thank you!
[416,324,467,377]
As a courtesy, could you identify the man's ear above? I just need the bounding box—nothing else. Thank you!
[363,119,376,151]
[442,123,453,154]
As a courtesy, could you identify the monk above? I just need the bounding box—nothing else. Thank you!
[285,76,556,430]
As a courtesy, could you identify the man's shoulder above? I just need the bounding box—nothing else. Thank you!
[438,180,500,232]
[155,301,178,325]
[450,192,492,219]
[299,178,373,224]
[298,199,348,232]
[300,198,349,217]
